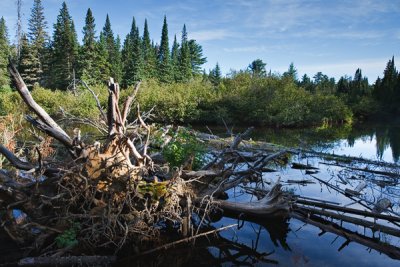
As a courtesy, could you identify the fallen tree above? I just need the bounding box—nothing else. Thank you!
[1,61,400,266]
[0,61,292,265]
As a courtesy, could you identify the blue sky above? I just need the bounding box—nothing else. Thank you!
[1,0,399,81]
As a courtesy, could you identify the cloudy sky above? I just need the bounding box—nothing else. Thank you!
[1,0,399,81]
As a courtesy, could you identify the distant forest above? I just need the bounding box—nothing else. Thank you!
[0,0,399,126]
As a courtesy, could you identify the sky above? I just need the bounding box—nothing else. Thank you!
[1,0,399,82]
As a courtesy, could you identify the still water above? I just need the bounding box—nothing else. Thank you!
[190,121,400,266]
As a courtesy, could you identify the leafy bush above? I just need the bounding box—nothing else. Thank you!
[162,127,205,170]
[0,91,23,116]
[137,78,216,123]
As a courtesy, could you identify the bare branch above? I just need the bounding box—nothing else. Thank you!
[8,60,72,147]
[121,82,141,125]
[80,80,108,124]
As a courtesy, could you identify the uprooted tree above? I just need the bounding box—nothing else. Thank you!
[0,61,290,263]
[1,60,400,265]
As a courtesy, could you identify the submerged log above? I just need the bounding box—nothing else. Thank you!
[216,183,289,218]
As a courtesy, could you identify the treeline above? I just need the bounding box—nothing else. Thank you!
[0,1,399,127]
[137,58,399,126]
[0,0,206,90]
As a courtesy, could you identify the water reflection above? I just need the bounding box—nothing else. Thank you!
[198,121,400,163]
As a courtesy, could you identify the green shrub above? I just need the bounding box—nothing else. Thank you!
[0,91,23,116]
[162,127,205,170]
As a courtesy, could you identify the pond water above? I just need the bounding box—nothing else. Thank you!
[188,121,400,266]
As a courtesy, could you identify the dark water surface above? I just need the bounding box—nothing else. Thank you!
[187,121,400,266]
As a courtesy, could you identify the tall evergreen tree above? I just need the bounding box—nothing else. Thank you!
[142,19,156,79]
[350,68,369,99]
[177,24,192,82]
[171,34,180,81]
[114,35,123,81]
[101,15,121,81]
[0,17,10,88]
[18,34,41,89]
[78,8,107,85]
[28,0,48,84]
[122,17,143,87]
[300,74,314,92]
[283,62,298,81]
[248,59,266,77]
[373,56,398,112]
[209,62,222,86]
[157,16,172,83]
[337,76,350,95]
[51,1,78,89]
[188,39,206,75]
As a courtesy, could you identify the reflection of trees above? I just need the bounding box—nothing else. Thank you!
[388,128,400,162]
[374,126,400,162]
[375,127,390,160]
[199,123,400,163]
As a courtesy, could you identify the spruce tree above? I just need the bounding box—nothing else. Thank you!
[178,24,192,82]
[142,19,156,79]
[171,34,180,81]
[28,0,48,84]
[248,59,266,77]
[98,32,111,81]
[188,39,206,75]
[78,8,106,85]
[114,35,123,82]
[101,15,121,81]
[157,16,172,83]
[122,17,142,87]
[51,2,78,89]
[209,63,221,86]
[0,17,10,89]
[18,34,41,89]
[373,57,398,112]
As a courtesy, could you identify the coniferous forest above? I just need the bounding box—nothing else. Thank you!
[0,0,399,127]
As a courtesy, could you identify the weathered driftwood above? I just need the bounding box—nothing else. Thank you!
[216,183,289,218]
[293,205,400,238]
[291,211,400,260]
[294,199,400,222]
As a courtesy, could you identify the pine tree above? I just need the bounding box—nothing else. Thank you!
[51,2,78,89]
[18,34,41,89]
[157,16,172,83]
[188,39,206,75]
[0,17,10,89]
[28,0,48,84]
[171,34,180,81]
[209,62,221,86]
[283,62,297,81]
[78,8,106,85]
[142,19,156,79]
[101,15,121,81]
[178,24,192,82]
[248,59,266,77]
[98,32,111,81]
[350,68,369,99]
[122,17,142,87]
[373,57,398,112]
